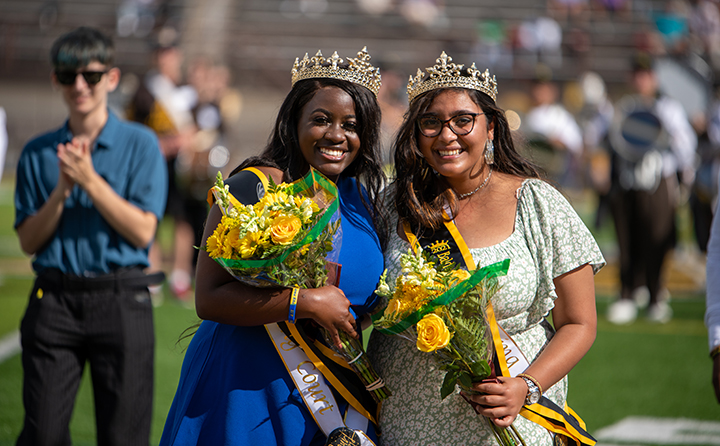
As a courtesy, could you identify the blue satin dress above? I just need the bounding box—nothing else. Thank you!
[159,176,383,446]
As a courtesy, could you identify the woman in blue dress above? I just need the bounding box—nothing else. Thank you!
[160,48,388,446]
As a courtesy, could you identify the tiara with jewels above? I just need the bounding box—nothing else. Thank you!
[407,52,498,103]
[291,47,382,97]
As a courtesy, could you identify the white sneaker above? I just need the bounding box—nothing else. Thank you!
[632,286,650,309]
[607,299,637,325]
[170,269,192,301]
[647,301,673,323]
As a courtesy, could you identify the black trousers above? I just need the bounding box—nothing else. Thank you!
[608,176,676,305]
[16,269,155,446]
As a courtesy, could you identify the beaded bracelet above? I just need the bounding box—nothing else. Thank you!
[288,287,299,324]
[711,345,720,360]
[517,373,543,395]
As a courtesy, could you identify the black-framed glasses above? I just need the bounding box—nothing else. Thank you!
[417,113,483,138]
[55,70,108,86]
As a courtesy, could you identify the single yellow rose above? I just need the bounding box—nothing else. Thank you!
[416,313,452,352]
[448,269,472,287]
[269,214,302,245]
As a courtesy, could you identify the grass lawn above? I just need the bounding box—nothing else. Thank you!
[1,175,718,445]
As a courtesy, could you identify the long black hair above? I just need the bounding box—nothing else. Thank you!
[231,77,389,248]
[394,86,541,231]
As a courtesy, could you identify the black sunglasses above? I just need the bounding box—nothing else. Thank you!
[55,70,108,86]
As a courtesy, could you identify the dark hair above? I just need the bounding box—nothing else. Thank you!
[631,51,654,73]
[50,27,114,70]
[394,87,541,231]
[231,77,388,248]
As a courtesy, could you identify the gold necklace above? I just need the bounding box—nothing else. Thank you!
[456,166,493,199]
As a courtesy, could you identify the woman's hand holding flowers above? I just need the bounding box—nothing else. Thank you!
[298,285,358,350]
[461,376,528,428]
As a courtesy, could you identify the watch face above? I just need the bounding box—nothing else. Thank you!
[529,391,540,405]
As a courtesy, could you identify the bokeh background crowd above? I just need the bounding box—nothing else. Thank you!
[0,0,719,444]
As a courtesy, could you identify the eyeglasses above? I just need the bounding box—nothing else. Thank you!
[55,70,108,86]
[417,113,483,138]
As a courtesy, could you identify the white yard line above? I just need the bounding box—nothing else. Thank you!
[596,416,720,445]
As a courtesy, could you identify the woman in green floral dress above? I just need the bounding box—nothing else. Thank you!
[367,53,605,445]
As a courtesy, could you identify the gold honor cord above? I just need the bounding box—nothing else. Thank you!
[402,218,596,446]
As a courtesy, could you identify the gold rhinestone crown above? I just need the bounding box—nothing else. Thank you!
[291,47,382,97]
[407,52,498,103]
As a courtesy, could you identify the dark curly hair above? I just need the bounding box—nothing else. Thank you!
[394,86,541,231]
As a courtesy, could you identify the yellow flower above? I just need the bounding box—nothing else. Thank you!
[448,269,471,287]
[206,222,227,258]
[269,214,302,245]
[237,231,266,259]
[263,190,290,208]
[222,242,234,259]
[384,298,404,318]
[416,313,452,352]
[398,281,437,311]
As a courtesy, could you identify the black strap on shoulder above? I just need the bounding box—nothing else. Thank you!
[225,169,266,205]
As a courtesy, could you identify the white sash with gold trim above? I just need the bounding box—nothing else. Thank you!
[266,323,375,445]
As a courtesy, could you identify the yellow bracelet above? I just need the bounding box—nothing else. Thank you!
[517,373,543,395]
[711,345,720,359]
[288,287,299,324]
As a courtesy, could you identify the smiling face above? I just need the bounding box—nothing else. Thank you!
[417,89,494,189]
[297,86,361,180]
[53,60,119,119]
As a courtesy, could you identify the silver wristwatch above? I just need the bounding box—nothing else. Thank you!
[520,376,540,405]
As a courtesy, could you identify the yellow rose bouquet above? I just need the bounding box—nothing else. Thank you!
[206,169,341,288]
[204,168,390,404]
[373,248,523,445]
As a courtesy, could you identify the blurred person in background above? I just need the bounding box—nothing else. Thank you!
[706,172,720,404]
[690,83,720,252]
[126,26,198,303]
[605,52,697,324]
[13,27,167,446]
[576,71,615,228]
[687,0,720,70]
[523,65,584,189]
[169,57,237,286]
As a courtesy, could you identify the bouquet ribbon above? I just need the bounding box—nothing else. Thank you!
[400,217,596,446]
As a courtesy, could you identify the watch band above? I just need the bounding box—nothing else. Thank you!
[518,373,541,406]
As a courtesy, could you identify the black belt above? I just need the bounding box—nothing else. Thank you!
[38,267,166,292]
